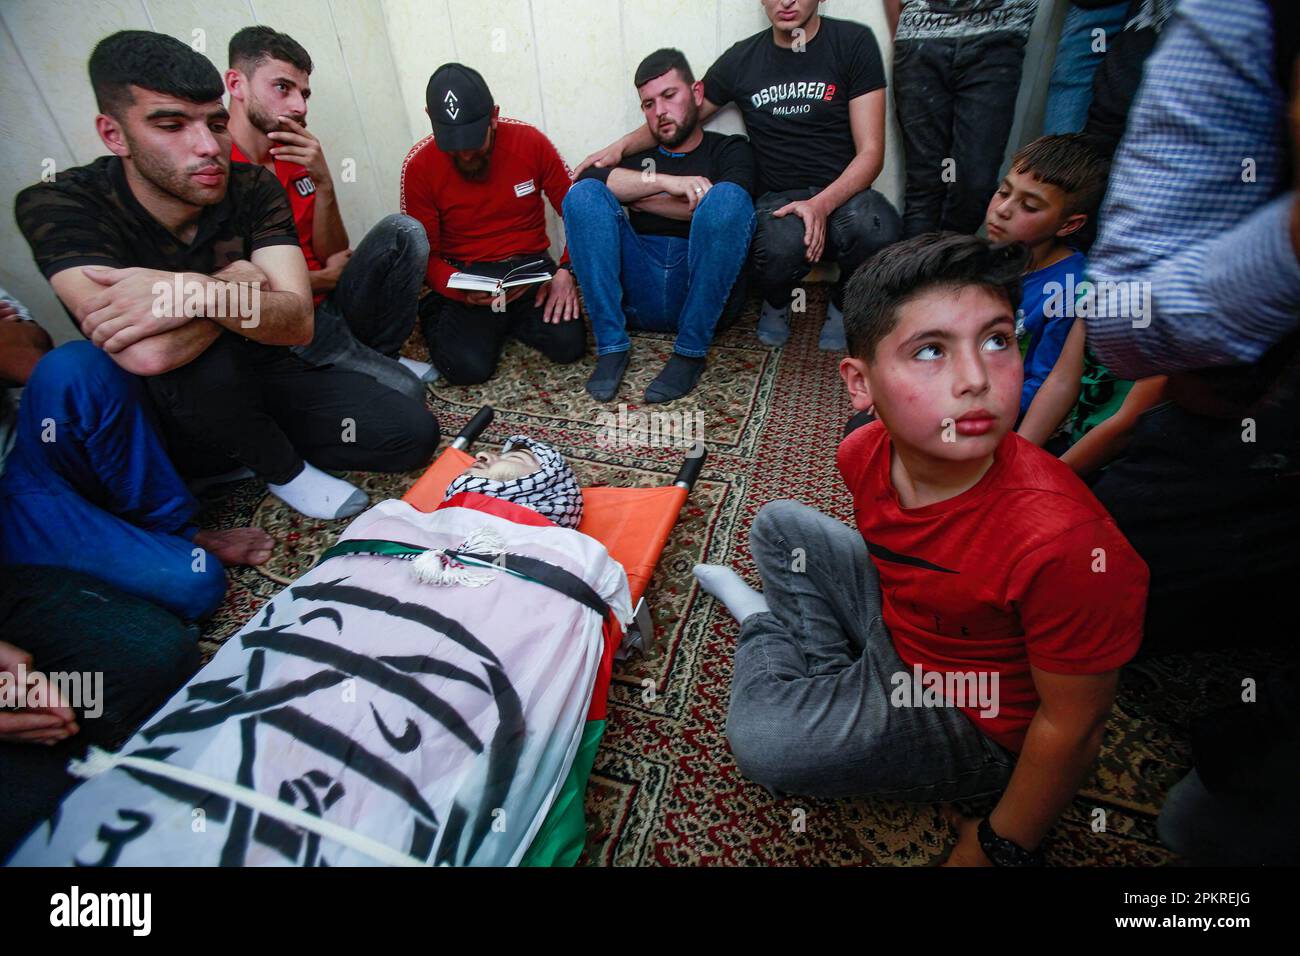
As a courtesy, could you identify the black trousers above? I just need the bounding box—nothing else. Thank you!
[1090,400,1300,653]
[0,566,199,860]
[419,255,587,386]
[145,332,440,485]
[749,187,902,310]
[893,31,1028,238]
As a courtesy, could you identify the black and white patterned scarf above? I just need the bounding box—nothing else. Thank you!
[442,435,584,529]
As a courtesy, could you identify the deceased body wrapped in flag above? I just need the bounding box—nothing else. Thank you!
[8,438,632,867]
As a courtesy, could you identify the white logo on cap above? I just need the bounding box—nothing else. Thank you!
[444,90,459,120]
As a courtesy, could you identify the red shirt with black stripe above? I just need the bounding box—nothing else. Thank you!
[836,422,1148,752]
[399,117,571,301]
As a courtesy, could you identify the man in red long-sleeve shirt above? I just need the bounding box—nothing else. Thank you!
[401,63,584,385]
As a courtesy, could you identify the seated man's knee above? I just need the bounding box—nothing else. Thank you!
[837,190,903,263]
[750,214,810,281]
[726,709,818,795]
[376,213,430,260]
[749,499,810,551]
[694,183,756,234]
[395,407,441,470]
[171,559,229,622]
[440,354,497,386]
[366,400,440,472]
[562,178,617,221]
[26,341,128,402]
[544,327,587,365]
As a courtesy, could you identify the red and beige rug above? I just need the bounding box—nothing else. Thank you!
[196,287,1275,866]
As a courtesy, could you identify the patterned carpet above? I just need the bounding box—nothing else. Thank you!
[196,286,1276,866]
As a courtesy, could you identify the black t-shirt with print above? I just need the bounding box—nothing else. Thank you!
[579,131,756,239]
[15,156,300,284]
[702,15,886,195]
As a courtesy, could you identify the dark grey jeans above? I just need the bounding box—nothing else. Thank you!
[293,213,430,404]
[749,187,902,310]
[727,500,1016,801]
[893,32,1028,237]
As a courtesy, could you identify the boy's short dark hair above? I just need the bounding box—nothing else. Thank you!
[89,31,225,119]
[843,233,1030,362]
[1010,133,1110,219]
[229,25,313,76]
[635,48,694,89]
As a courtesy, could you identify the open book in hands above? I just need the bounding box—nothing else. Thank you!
[447,258,554,295]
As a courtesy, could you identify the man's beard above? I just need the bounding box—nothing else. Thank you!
[653,99,699,149]
[127,133,228,207]
[246,93,303,135]
[453,130,495,181]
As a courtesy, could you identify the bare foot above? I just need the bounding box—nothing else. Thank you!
[193,527,275,566]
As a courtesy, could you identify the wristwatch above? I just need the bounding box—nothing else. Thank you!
[555,262,574,274]
[977,816,1045,867]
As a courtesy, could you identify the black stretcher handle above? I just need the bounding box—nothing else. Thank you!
[451,406,495,450]
[674,441,707,490]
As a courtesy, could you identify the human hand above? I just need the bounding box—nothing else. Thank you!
[771,197,828,263]
[573,139,626,179]
[0,641,78,746]
[536,268,579,323]
[79,267,193,352]
[267,116,331,188]
[463,285,528,308]
[663,175,714,211]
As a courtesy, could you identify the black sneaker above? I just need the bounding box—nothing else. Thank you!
[645,353,706,404]
[586,350,630,401]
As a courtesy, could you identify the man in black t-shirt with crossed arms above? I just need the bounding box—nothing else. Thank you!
[576,0,901,353]
[565,49,757,403]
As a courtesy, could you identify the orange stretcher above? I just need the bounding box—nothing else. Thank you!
[401,405,707,654]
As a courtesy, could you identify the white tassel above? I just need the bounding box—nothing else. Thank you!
[459,526,506,556]
[409,527,509,588]
[410,551,494,587]
[67,745,120,780]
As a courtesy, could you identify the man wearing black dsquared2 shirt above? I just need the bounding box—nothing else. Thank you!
[575,0,901,353]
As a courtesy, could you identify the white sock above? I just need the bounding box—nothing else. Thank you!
[760,301,790,323]
[268,463,369,520]
[826,301,844,325]
[693,564,770,623]
[398,356,440,383]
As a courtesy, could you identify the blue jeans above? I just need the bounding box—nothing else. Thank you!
[562,178,755,358]
[1042,2,1130,135]
[0,342,226,620]
[727,500,1016,801]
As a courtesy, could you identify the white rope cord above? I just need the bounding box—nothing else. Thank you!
[68,746,431,868]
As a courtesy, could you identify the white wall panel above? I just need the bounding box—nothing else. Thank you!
[1,0,1065,346]
[381,0,458,146]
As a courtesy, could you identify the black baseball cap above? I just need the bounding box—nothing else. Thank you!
[426,63,494,152]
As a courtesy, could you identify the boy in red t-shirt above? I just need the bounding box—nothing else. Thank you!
[694,233,1148,866]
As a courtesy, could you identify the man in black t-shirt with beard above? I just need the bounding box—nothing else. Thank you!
[564,49,757,403]
[576,0,901,353]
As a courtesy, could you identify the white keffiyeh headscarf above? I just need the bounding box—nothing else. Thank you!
[442,435,584,529]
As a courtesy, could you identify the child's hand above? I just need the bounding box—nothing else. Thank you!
[940,809,993,867]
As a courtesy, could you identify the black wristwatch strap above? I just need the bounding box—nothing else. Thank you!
[977,816,1045,867]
